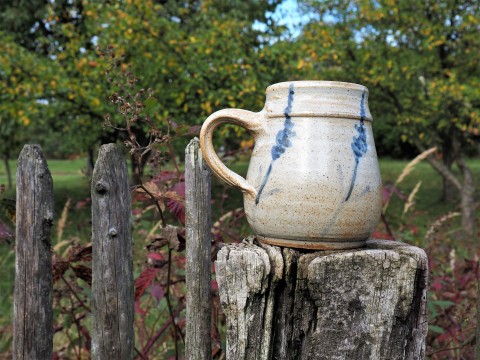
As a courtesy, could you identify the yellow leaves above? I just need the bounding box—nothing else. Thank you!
[76,58,87,70]
[50,80,57,88]
[373,11,385,21]
[117,10,128,19]
[429,39,445,49]
[240,139,254,150]
[201,101,212,114]
[401,134,408,142]
[297,59,306,70]
[91,98,101,107]
[175,92,185,106]
[422,28,431,36]
[17,112,30,126]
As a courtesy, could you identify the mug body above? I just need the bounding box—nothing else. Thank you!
[244,81,382,249]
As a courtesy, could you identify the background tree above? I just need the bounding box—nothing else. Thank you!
[295,0,479,237]
[0,0,290,174]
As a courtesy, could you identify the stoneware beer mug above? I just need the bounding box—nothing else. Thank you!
[200,81,382,249]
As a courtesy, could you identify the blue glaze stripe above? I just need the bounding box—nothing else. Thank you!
[345,90,368,202]
[255,163,273,205]
[255,83,295,205]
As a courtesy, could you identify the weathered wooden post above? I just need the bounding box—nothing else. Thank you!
[185,138,212,360]
[216,238,428,360]
[14,144,54,359]
[91,144,134,359]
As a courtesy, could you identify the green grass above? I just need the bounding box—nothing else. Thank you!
[379,158,480,241]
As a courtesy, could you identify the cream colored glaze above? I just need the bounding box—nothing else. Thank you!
[200,81,382,249]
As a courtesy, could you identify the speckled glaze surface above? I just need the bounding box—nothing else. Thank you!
[200,81,382,249]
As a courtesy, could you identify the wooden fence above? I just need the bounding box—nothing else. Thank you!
[13,141,211,360]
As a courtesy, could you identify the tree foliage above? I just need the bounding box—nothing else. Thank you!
[295,0,479,235]
[296,0,479,155]
[0,0,291,161]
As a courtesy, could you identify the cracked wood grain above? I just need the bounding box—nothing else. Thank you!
[14,145,54,360]
[216,239,428,360]
[92,144,134,359]
[185,138,212,360]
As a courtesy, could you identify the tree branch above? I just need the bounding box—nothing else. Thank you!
[413,139,463,191]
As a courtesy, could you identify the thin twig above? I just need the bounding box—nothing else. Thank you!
[167,140,181,180]
[67,291,83,360]
[137,181,167,227]
[165,249,179,359]
[61,273,91,313]
[381,213,394,238]
[134,346,148,360]
[141,304,186,356]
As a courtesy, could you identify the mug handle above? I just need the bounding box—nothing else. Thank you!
[199,109,263,199]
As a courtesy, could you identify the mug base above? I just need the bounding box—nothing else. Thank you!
[257,235,367,250]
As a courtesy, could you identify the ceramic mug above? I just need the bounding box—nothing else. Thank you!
[199,81,382,249]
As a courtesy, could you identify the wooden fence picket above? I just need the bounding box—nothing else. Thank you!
[185,138,212,360]
[13,144,54,359]
[91,144,134,359]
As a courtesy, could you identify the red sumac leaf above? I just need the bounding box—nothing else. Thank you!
[135,299,147,315]
[72,265,92,286]
[69,244,92,262]
[371,231,394,240]
[0,220,14,242]
[150,282,164,303]
[167,182,185,224]
[153,170,178,182]
[135,267,160,300]
[79,325,91,351]
[147,252,164,261]
[52,260,69,283]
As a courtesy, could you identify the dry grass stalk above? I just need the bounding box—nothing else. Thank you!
[403,180,422,217]
[395,147,437,186]
[425,211,461,243]
[56,198,71,243]
[383,147,437,214]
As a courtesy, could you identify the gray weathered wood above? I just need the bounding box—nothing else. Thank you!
[14,144,54,360]
[216,238,428,360]
[91,144,134,359]
[185,138,212,360]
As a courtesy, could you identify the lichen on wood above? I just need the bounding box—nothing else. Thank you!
[216,238,428,360]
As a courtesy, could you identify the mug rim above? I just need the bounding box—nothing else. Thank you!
[266,80,367,93]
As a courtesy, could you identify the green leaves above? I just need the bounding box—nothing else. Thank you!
[296,0,480,158]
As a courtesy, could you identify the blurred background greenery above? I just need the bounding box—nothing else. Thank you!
[0,0,479,358]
